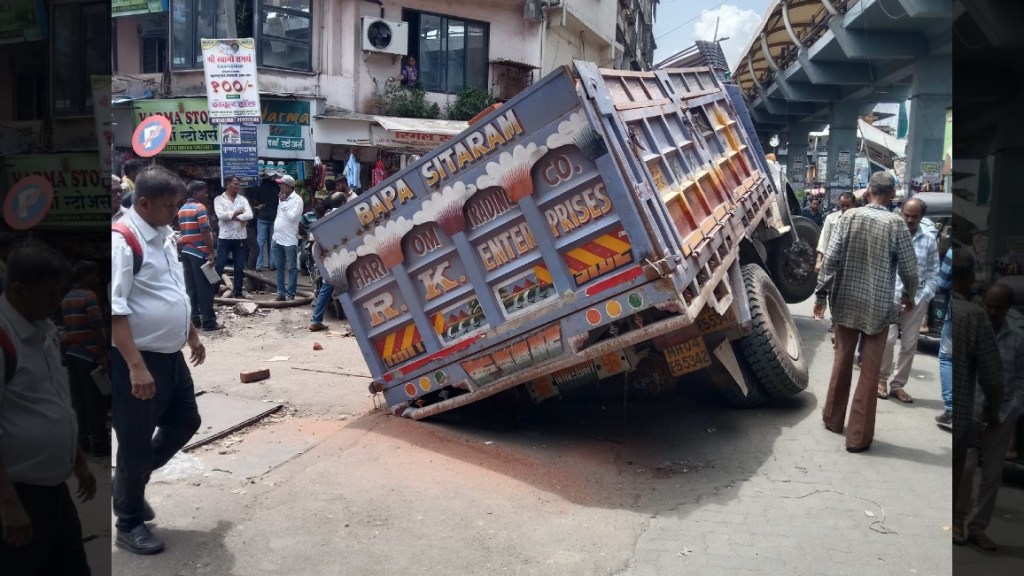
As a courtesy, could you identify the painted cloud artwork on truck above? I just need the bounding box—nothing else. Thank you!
[356,217,416,268]
[413,181,477,236]
[321,247,358,287]
[475,142,549,202]
[546,111,604,159]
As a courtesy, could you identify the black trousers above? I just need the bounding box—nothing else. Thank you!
[180,252,217,329]
[65,355,108,448]
[0,482,90,576]
[110,348,201,532]
[215,238,247,298]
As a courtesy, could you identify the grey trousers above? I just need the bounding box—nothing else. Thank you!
[955,410,1018,533]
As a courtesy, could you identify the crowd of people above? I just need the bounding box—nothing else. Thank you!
[112,162,357,333]
[813,171,1021,552]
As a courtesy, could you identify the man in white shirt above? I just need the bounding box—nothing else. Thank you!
[110,166,206,555]
[815,192,855,274]
[213,175,253,299]
[0,241,96,574]
[272,175,304,301]
[879,197,940,402]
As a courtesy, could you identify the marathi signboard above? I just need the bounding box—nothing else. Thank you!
[0,0,45,45]
[112,0,167,17]
[370,125,455,153]
[200,38,261,125]
[3,154,109,226]
[220,124,259,187]
[258,100,313,158]
[132,99,219,155]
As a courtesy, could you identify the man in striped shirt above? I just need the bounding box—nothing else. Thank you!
[178,181,219,331]
[61,261,109,456]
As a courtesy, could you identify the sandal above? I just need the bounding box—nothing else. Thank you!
[968,532,998,551]
[952,524,966,546]
[891,388,913,403]
[877,382,889,399]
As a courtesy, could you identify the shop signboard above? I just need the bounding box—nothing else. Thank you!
[258,100,313,158]
[0,0,46,44]
[200,38,261,125]
[370,125,455,153]
[112,0,167,17]
[220,124,259,187]
[132,99,219,155]
[3,154,110,227]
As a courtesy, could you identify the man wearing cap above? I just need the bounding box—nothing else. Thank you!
[272,175,303,301]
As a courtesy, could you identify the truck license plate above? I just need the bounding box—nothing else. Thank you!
[697,306,736,335]
[664,337,712,376]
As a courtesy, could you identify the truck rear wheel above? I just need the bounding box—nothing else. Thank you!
[768,215,819,303]
[714,349,769,408]
[736,264,809,398]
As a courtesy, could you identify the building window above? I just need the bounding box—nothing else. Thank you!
[140,13,169,73]
[171,0,236,69]
[258,0,313,71]
[16,73,47,121]
[403,10,489,94]
[171,0,312,72]
[52,2,110,116]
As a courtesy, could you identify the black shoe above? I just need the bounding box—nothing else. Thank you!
[287,295,295,301]
[935,411,953,429]
[115,524,164,555]
[202,323,224,331]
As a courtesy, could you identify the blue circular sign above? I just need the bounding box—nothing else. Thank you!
[132,115,174,158]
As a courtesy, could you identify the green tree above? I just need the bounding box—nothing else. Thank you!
[445,87,497,121]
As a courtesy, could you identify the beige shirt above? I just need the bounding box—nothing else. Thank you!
[0,295,78,486]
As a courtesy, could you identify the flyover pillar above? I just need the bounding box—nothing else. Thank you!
[825,101,859,207]
[783,122,815,197]
[905,57,952,194]
[986,103,1024,283]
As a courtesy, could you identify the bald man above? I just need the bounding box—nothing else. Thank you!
[955,283,1024,551]
[878,197,940,403]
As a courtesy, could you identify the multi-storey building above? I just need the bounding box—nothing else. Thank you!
[109,0,657,186]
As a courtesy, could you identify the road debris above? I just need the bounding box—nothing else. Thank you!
[234,302,259,316]
[240,368,271,383]
[313,342,324,351]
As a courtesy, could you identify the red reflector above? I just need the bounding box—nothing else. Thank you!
[585,266,643,297]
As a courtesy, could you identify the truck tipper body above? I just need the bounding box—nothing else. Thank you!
[311,61,810,419]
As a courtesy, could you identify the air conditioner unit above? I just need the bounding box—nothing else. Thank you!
[361,17,408,56]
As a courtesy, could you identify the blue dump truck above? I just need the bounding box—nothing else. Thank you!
[311,61,814,419]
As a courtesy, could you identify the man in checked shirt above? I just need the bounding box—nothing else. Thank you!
[813,172,918,452]
[948,252,1003,546]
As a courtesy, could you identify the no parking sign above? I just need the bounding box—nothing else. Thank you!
[3,175,54,230]
[132,115,174,157]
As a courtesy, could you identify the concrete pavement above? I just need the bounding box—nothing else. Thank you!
[109,298,953,575]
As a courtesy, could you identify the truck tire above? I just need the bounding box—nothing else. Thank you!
[714,349,769,409]
[767,215,819,303]
[736,264,809,398]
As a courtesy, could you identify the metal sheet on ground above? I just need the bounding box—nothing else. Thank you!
[111,393,282,460]
[200,419,344,480]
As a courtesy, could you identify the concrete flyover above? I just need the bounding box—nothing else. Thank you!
[729,0,950,199]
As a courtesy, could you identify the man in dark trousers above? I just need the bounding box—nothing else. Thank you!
[177,181,219,330]
[61,261,110,456]
[949,253,1003,546]
[111,166,206,555]
[813,171,918,452]
[252,176,279,271]
[0,241,97,575]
